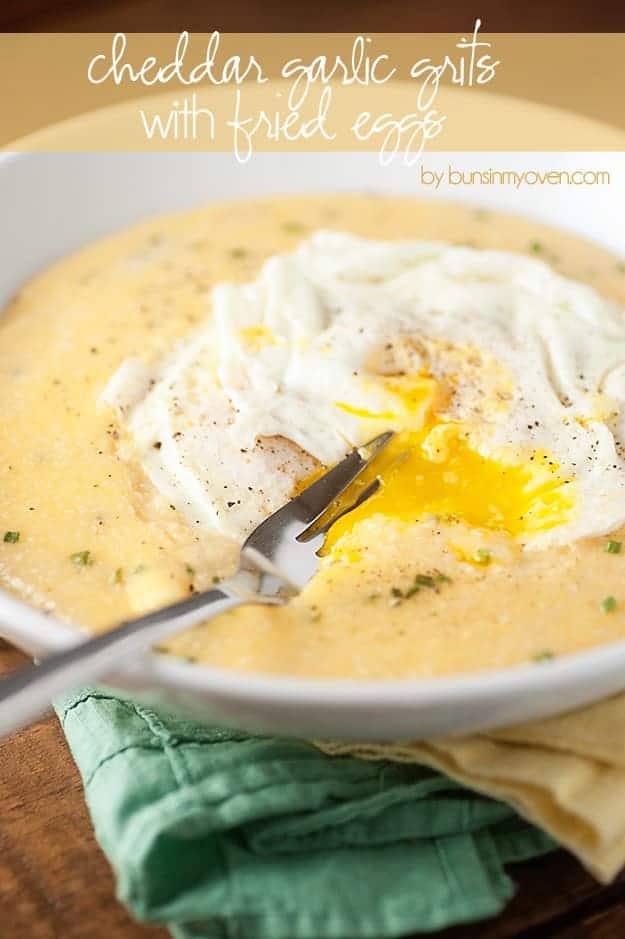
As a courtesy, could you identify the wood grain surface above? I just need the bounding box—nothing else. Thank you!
[0,641,167,939]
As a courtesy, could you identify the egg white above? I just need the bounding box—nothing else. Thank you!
[101,231,625,548]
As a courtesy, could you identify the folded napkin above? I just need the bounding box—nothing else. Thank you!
[57,689,554,939]
[322,691,625,885]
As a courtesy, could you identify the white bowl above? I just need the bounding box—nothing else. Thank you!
[3,97,625,738]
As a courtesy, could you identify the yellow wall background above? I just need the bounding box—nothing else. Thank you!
[2,33,624,147]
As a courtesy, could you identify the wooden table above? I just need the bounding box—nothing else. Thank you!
[1,636,624,938]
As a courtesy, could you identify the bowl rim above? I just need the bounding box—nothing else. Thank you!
[6,582,625,706]
[2,91,625,721]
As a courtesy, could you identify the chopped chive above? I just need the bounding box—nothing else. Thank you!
[474,548,491,565]
[3,531,20,543]
[71,550,94,567]
[529,240,543,254]
[282,221,305,234]
[229,247,248,259]
[390,572,453,602]
[605,540,622,555]
[533,650,555,663]
[185,563,196,577]
[600,595,618,613]
[109,567,124,585]
[212,575,221,584]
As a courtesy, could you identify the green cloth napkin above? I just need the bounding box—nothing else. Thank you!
[56,688,555,939]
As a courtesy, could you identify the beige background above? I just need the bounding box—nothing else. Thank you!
[2,33,625,148]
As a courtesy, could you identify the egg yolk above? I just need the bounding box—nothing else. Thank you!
[320,374,574,552]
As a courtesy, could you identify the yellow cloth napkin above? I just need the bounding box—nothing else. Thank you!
[318,691,625,885]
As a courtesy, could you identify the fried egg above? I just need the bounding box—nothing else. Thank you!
[101,231,625,552]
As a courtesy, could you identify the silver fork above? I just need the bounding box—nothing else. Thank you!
[0,431,393,738]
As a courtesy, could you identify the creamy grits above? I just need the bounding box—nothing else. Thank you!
[2,194,625,679]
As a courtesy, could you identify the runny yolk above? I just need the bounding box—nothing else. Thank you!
[319,374,574,552]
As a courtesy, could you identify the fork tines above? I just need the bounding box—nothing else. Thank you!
[292,430,393,531]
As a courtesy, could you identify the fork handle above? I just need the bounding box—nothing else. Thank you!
[0,581,251,739]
